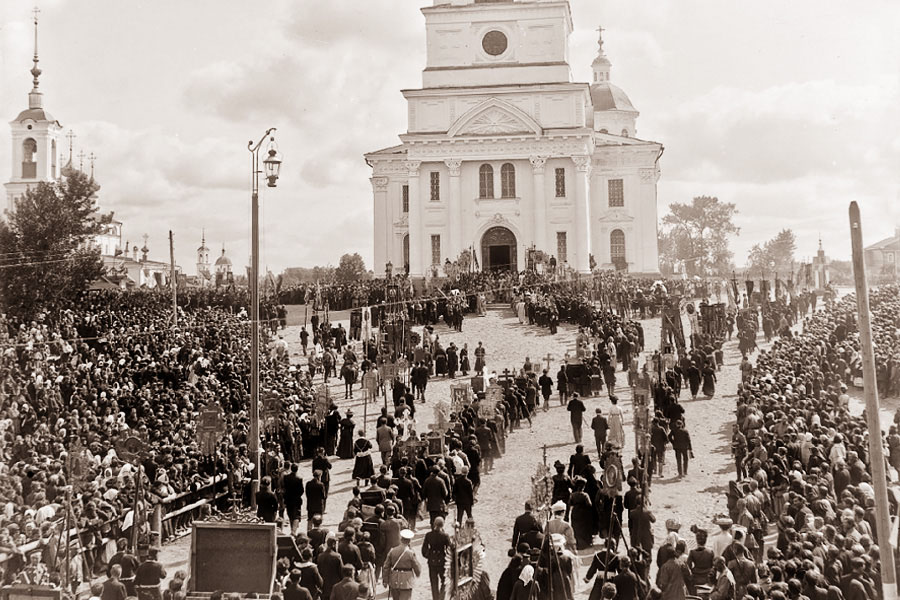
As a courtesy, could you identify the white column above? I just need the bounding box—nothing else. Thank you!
[445,159,462,260]
[371,176,389,277]
[530,156,547,250]
[573,156,592,273]
[406,160,423,277]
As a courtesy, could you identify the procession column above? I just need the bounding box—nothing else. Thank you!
[446,159,462,260]
[371,176,389,274]
[530,156,547,250]
[572,155,592,273]
[406,160,424,277]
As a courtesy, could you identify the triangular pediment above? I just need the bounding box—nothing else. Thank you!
[447,98,542,137]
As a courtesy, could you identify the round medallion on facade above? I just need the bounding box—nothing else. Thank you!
[482,30,508,56]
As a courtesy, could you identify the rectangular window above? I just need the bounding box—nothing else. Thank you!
[557,232,567,264]
[430,172,440,202]
[555,168,566,198]
[431,235,441,265]
[402,185,409,213]
[608,179,624,207]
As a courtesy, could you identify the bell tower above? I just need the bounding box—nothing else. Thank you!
[4,8,63,218]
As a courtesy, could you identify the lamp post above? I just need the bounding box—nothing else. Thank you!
[248,128,282,508]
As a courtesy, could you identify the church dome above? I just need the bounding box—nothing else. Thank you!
[215,248,232,266]
[590,82,637,113]
[14,107,59,125]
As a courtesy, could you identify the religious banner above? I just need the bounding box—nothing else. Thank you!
[426,432,445,457]
[481,383,503,419]
[432,399,451,432]
[529,463,553,526]
[362,369,378,401]
[361,306,372,343]
[451,520,484,597]
[115,434,146,465]
[469,376,484,395]
[402,438,427,462]
[67,438,90,491]
[197,403,225,456]
[261,391,281,431]
[450,384,472,414]
[632,388,651,457]
[314,385,330,425]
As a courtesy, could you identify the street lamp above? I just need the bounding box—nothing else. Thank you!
[248,128,281,508]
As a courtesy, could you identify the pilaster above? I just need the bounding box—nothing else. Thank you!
[445,158,462,260]
[572,155,592,273]
[405,161,423,277]
[530,156,547,251]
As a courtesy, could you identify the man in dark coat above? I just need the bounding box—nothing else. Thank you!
[305,470,327,520]
[337,528,363,572]
[421,517,452,600]
[329,565,359,600]
[282,569,313,600]
[567,393,587,443]
[256,476,279,523]
[316,535,344,600]
[669,420,694,477]
[511,502,543,550]
[422,467,450,525]
[452,466,475,524]
[284,463,305,535]
[539,369,554,411]
[590,409,609,458]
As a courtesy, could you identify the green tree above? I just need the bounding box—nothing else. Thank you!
[334,253,367,282]
[660,195,739,276]
[0,171,108,313]
[746,228,796,278]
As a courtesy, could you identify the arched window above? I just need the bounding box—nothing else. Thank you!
[51,140,57,178]
[621,128,629,137]
[479,164,494,199]
[500,163,516,198]
[22,138,37,179]
[610,229,626,264]
[402,234,410,273]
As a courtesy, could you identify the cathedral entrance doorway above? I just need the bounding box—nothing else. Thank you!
[481,226,517,272]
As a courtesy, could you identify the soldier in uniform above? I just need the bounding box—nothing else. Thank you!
[383,529,421,600]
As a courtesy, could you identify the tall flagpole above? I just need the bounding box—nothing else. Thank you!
[849,201,897,598]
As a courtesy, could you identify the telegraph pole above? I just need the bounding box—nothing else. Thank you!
[169,230,177,327]
[848,201,897,598]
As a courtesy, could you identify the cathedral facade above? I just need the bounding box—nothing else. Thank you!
[366,0,663,277]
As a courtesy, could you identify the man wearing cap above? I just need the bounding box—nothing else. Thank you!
[383,530,421,600]
[591,408,609,458]
[453,466,475,524]
[512,502,542,550]
[422,518,452,600]
[567,393,587,443]
[709,516,733,559]
[257,476,279,523]
[547,501,575,552]
[134,547,167,600]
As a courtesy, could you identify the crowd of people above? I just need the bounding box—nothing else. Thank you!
[2,270,898,600]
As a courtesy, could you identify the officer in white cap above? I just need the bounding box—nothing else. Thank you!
[383,529,421,600]
[546,500,576,552]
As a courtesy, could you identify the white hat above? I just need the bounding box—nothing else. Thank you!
[551,501,566,513]
[400,529,415,541]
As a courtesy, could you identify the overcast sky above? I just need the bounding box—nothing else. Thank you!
[2,0,898,273]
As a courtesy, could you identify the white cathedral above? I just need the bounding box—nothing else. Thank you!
[366,0,663,278]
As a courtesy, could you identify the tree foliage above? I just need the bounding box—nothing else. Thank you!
[746,228,796,278]
[334,253,367,282]
[659,196,739,276]
[0,171,108,313]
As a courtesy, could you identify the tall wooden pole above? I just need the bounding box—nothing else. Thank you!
[169,230,177,327]
[848,201,897,597]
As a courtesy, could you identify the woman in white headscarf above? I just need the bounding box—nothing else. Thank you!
[511,564,540,600]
